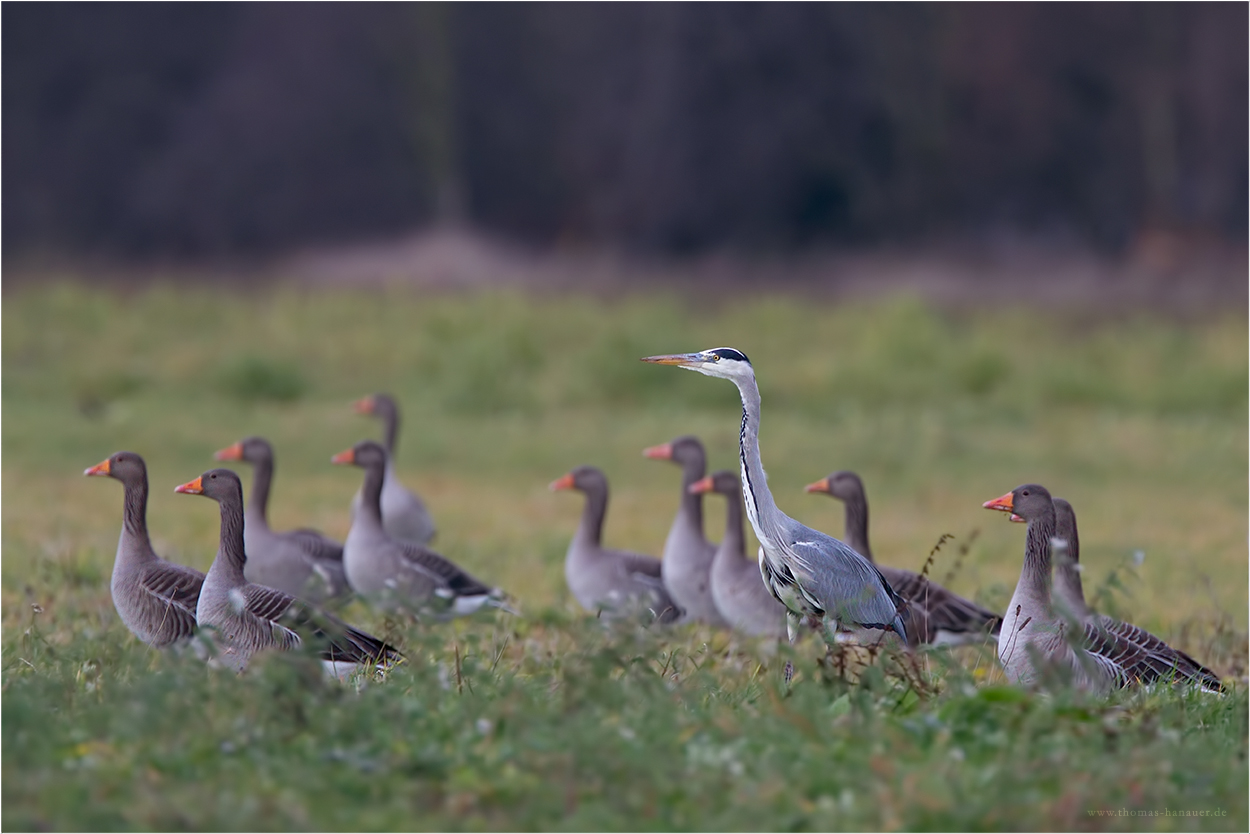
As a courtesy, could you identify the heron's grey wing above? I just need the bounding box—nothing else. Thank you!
[788,529,904,631]
[1095,616,1221,690]
[286,528,345,563]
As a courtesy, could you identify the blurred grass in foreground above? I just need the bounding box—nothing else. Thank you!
[3,281,1246,830]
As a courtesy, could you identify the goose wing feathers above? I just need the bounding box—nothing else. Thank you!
[135,561,204,641]
[883,568,1002,641]
[286,528,346,563]
[394,540,494,597]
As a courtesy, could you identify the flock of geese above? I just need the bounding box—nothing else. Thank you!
[85,352,1223,694]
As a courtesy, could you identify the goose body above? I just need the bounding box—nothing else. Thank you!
[806,470,1001,646]
[176,468,401,673]
[215,437,348,602]
[351,393,436,545]
[336,441,510,618]
[86,452,204,648]
[551,466,681,623]
[1049,497,1221,691]
[644,437,727,626]
[985,484,1218,693]
[695,470,788,638]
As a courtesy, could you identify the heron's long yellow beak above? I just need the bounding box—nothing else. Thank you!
[640,353,702,366]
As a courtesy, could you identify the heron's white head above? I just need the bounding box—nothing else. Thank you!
[640,347,754,382]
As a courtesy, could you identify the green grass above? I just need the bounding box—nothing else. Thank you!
[3,281,1247,830]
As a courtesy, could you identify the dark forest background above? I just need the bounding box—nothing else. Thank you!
[4,2,1246,262]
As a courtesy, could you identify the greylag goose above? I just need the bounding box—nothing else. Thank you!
[805,470,1001,646]
[85,452,204,648]
[984,483,1218,692]
[642,349,908,647]
[550,465,682,624]
[334,441,511,618]
[643,436,727,626]
[1049,497,1221,690]
[691,470,788,638]
[214,437,349,602]
[351,393,436,545]
[175,468,402,673]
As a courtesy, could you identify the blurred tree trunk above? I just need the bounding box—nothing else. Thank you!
[406,2,465,225]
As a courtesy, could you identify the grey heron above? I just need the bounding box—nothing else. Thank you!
[641,348,909,647]
[805,470,1001,646]
[215,437,350,603]
[984,484,1221,692]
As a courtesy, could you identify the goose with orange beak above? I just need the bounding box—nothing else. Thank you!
[643,436,726,627]
[692,470,787,638]
[350,393,436,545]
[550,465,680,623]
[176,468,401,674]
[85,451,205,648]
[984,483,1220,692]
[334,441,512,619]
[214,436,348,602]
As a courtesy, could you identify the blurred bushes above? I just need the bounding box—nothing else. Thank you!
[4,4,1246,259]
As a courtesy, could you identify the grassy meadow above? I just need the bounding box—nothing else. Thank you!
[3,280,1247,830]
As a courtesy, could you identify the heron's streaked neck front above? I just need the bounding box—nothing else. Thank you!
[732,372,786,549]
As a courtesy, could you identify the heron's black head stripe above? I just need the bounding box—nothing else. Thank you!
[709,347,750,363]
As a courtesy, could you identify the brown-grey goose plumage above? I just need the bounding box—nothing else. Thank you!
[215,436,348,602]
[351,393,436,545]
[85,452,204,648]
[643,436,727,627]
[1049,497,1221,692]
[693,470,788,638]
[551,465,682,624]
[806,470,1001,647]
[176,468,401,674]
[335,441,511,618]
[985,484,1218,693]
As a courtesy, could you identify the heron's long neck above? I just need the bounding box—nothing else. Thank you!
[733,373,787,547]
[842,492,872,562]
[247,455,273,528]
